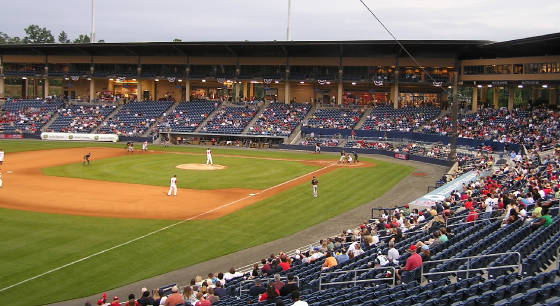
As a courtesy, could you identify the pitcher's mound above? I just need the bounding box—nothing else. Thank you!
[175,164,227,171]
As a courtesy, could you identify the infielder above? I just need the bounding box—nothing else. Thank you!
[206,148,213,165]
[311,176,318,198]
[168,175,177,196]
[142,141,148,152]
[0,148,4,169]
[83,152,91,166]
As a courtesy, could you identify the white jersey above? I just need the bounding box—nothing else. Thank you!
[0,150,4,161]
[170,177,177,186]
[142,142,147,149]
[206,149,212,156]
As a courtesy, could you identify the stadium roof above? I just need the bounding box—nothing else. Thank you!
[0,33,557,59]
[460,32,560,59]
[0,40,489,58]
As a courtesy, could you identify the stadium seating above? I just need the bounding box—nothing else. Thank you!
[48,104,116,133]
[248,102,311,136]
[201,105,258,134]
[157,100,218,133]
[98,101,173,136]
[361,106,440,132]
[0,99,63,134]
[303,108,363,129]
[421,108,560,150]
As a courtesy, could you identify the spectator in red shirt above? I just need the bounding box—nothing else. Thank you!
[466,207,479,223]
[194,293,211,306]
[464,197,473,211]
[259,282,280,302]
[278,257,290,271]
[396,244,422,282]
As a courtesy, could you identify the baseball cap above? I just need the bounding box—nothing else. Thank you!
[113,296,119,301]
[422,244,429,251]
[409,245,417,252]
[97,299,103,305]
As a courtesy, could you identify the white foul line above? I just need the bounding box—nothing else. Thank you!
[0,162,337,293]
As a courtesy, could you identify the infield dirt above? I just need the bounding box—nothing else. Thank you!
[0,147,374,220]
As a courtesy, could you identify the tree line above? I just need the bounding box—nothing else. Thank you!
[0,25,103,44]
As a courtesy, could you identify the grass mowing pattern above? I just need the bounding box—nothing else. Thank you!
[0,141,413,306]
[42,154,319,190]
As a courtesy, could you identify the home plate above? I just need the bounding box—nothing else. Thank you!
[6,171,13,174]
[249,193,256,196]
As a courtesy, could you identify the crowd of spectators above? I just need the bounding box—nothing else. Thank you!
[48,104,116,133]
[302,108,363,130]
[0,99,63,134]
[157,101,218,133]
[248,103,311,136]
[361,106,440,132]
[201,105,258,134]
[99,101,173,136]
[421,107,560,150]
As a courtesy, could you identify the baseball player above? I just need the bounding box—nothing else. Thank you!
[315,143,321,154]
[0,148,4,169]
[353,151,358,163]
[83,152,91,166]
[339,150,346,163]
[168,175,177,196]
[311,176,318,198]
[127,142,134,153]
[142,141,148,152]
[206,148,213,165]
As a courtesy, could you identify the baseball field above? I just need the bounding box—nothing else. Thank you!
[0,140,413,306]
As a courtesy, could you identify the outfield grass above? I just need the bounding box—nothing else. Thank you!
[43,154,319,190]
[0,140,414,306]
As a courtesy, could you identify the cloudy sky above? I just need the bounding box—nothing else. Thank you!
[1,0,558,43]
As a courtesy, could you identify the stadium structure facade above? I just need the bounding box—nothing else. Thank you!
[0,33,558,109]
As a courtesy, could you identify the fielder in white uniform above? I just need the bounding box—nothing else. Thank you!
[206,148,213,165]
[142,141,148,152]
[0,148,4,168]
[168,175,177,196]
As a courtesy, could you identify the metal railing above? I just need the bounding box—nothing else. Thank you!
[420,251,522,281]
[445,209,506,227]
[238,276,300,296]
[319,266,396,290]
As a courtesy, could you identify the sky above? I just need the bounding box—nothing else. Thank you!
[1,0,558,43]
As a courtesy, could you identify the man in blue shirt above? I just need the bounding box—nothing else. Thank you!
[335,249,349,264]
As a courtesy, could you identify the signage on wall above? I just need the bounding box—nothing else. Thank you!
[491,81,508,85]
[521,81,540,85]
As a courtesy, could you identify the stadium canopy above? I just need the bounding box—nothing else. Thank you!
[0,40,489,58]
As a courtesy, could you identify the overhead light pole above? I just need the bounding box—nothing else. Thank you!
[91,0,95,43]
[286,0,292,41]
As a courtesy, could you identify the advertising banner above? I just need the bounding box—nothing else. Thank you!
[0,134,24,139]
[40,132,119,142]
